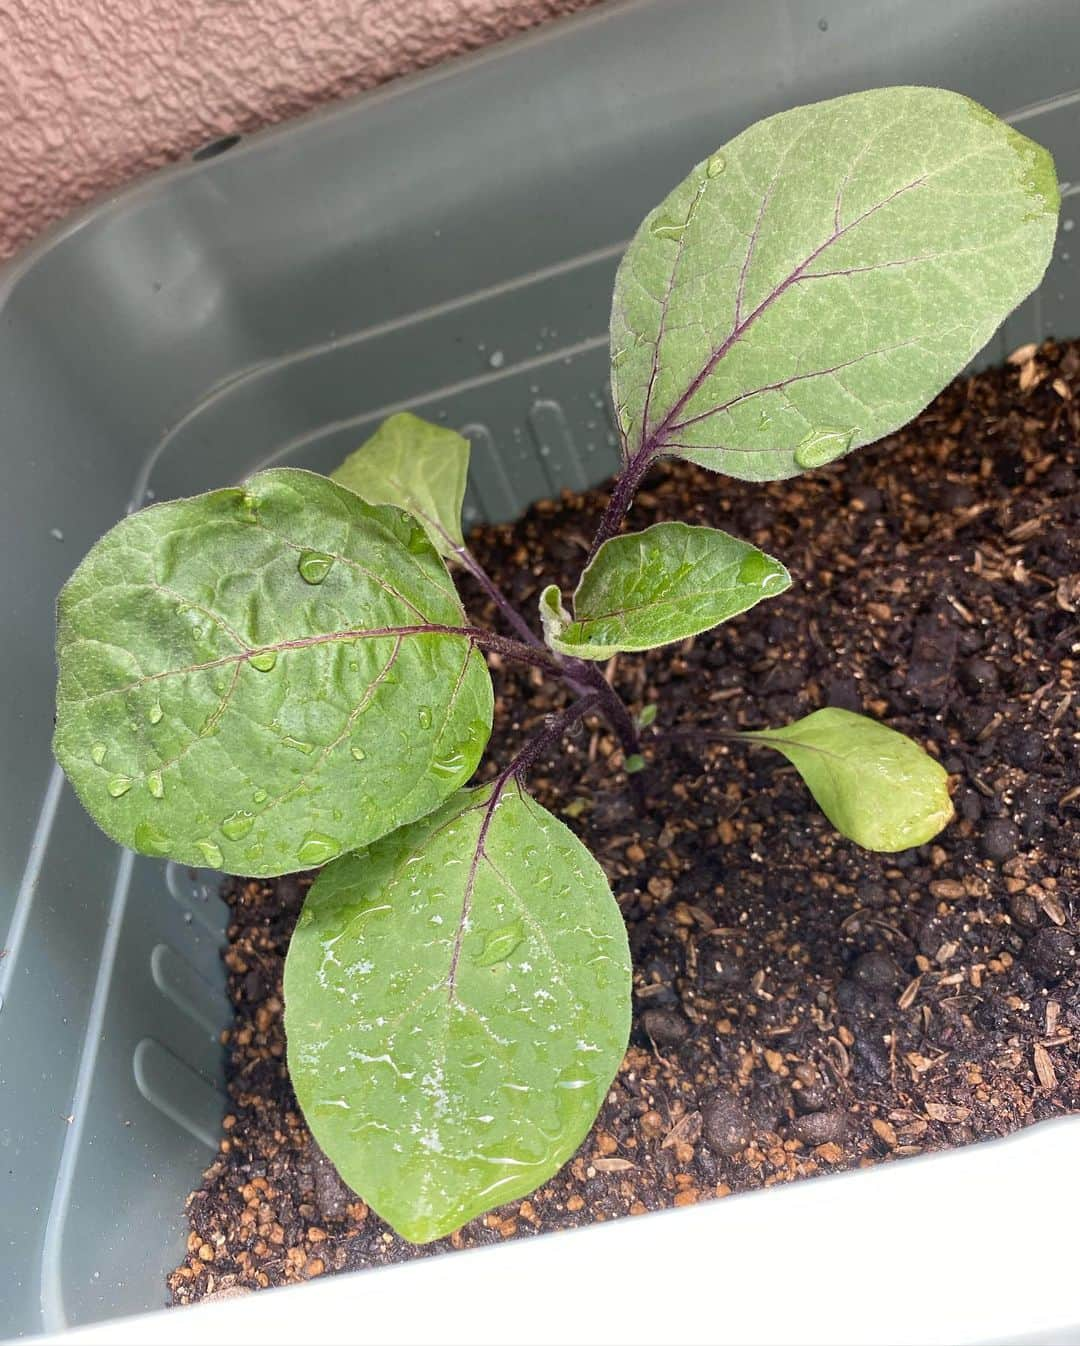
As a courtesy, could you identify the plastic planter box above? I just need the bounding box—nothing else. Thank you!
[2,1,1079,1341]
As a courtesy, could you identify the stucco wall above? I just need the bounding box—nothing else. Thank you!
[0,0,600,260]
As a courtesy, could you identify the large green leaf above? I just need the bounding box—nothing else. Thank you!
[53,469,492,877]
[331,413,469,560]
[611,87,1058,480]
[743,708,954,852]
[285,782,631,1243]
[540,521,790,660]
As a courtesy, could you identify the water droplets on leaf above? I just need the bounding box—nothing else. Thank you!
[297,832,340,867]
[281,736,314,754]
[236,491,259,523]
[350,746,367,762]
[107,776,132,798]
[90,742,108,766]
[736,550,774,587]
[196,839,224,868]
[793,426,855,470]
[252,789,268,804]
[134,820,169,855]
[148,701,164,725]
[706,150,726,178]
[298,550,335,584]
[221,810,255,841]
[418,706,433,730]
[147,771,165,799]
[430,749,466,780]
[475,918,526,967]
[248,650,278,672]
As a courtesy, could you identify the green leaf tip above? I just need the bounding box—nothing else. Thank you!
[284,782,631,1243]
[612,86,1059,482]
[542,522,790,660]
[53,468,492,876]
[744,707,954,852]
[331,412,471,560]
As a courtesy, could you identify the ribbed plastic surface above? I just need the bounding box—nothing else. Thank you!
[1,0,1077,1334]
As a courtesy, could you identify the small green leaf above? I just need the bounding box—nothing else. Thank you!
[54,469,492,876]
[541,522,789,660]
[284,782,631,1243]
[636,703,658,730]
[743,708,954,852]
[331,413,470,560]
[612,87,1058,480]
[624,754,646,774]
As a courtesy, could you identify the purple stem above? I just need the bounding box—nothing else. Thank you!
[455,543,547,651]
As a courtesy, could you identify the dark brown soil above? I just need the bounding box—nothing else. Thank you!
[170,341,1079,1303]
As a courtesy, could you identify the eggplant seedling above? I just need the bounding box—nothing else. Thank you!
[54,88,1058,1241]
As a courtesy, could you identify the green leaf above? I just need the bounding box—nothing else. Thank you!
[331,413,470,560]
[743,708,954,852]
[53,469,493,877]
[540,522,789,660]
[612,87,1058,480]
[284,781,631,1243]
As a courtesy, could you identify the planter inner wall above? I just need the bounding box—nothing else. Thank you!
[2,0,1078,1333]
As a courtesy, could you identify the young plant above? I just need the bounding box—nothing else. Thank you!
[53,88,1057,1242]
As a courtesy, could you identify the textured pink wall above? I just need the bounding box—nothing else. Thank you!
[0,0,601,260]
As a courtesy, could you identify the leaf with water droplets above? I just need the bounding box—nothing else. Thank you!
[284,781,631,1243]
[541,522,789,660]
[742,707,954,852]
[331,413,470,561]
[612,87,1058,481]
[53,469,492,875]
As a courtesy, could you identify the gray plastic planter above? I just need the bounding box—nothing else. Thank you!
[2,0,1078,1338]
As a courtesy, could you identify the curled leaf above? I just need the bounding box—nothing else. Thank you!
[284,782,631,1242]
[743,707,953,852]
[541,522,789,660]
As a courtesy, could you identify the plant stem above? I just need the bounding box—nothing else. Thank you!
[498,694,601,788]
[586,439,656,562]
[455,544,547,651]
[567,658,641,760]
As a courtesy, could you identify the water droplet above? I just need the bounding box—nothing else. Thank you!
[818,16,828,30]
[252,789,268,804]
[431,749,465,780]
[736,550,771,586]
[475,919,525,966]
[297,832,340,866]
[107,776,132,798]
[350,746,367,761]
[221,810,255,841]
[134,820,169,855]
[147,771,165,799]
[195,839,224,867]
[793,425,855,470]
[706,150,726,178]
[148,701,164,725]
[248,650,277,672]
[91,742,108,765]
[649,216,686,242]
[488,349,505,369]
[1064,218,1075,232]
[49,527,64,541]
[236,491,259,523]
[418,706,432,730]
[298,550,334,584]
[281,736,314,754]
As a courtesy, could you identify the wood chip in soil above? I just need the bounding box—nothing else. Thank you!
[170,339,1079,1304]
